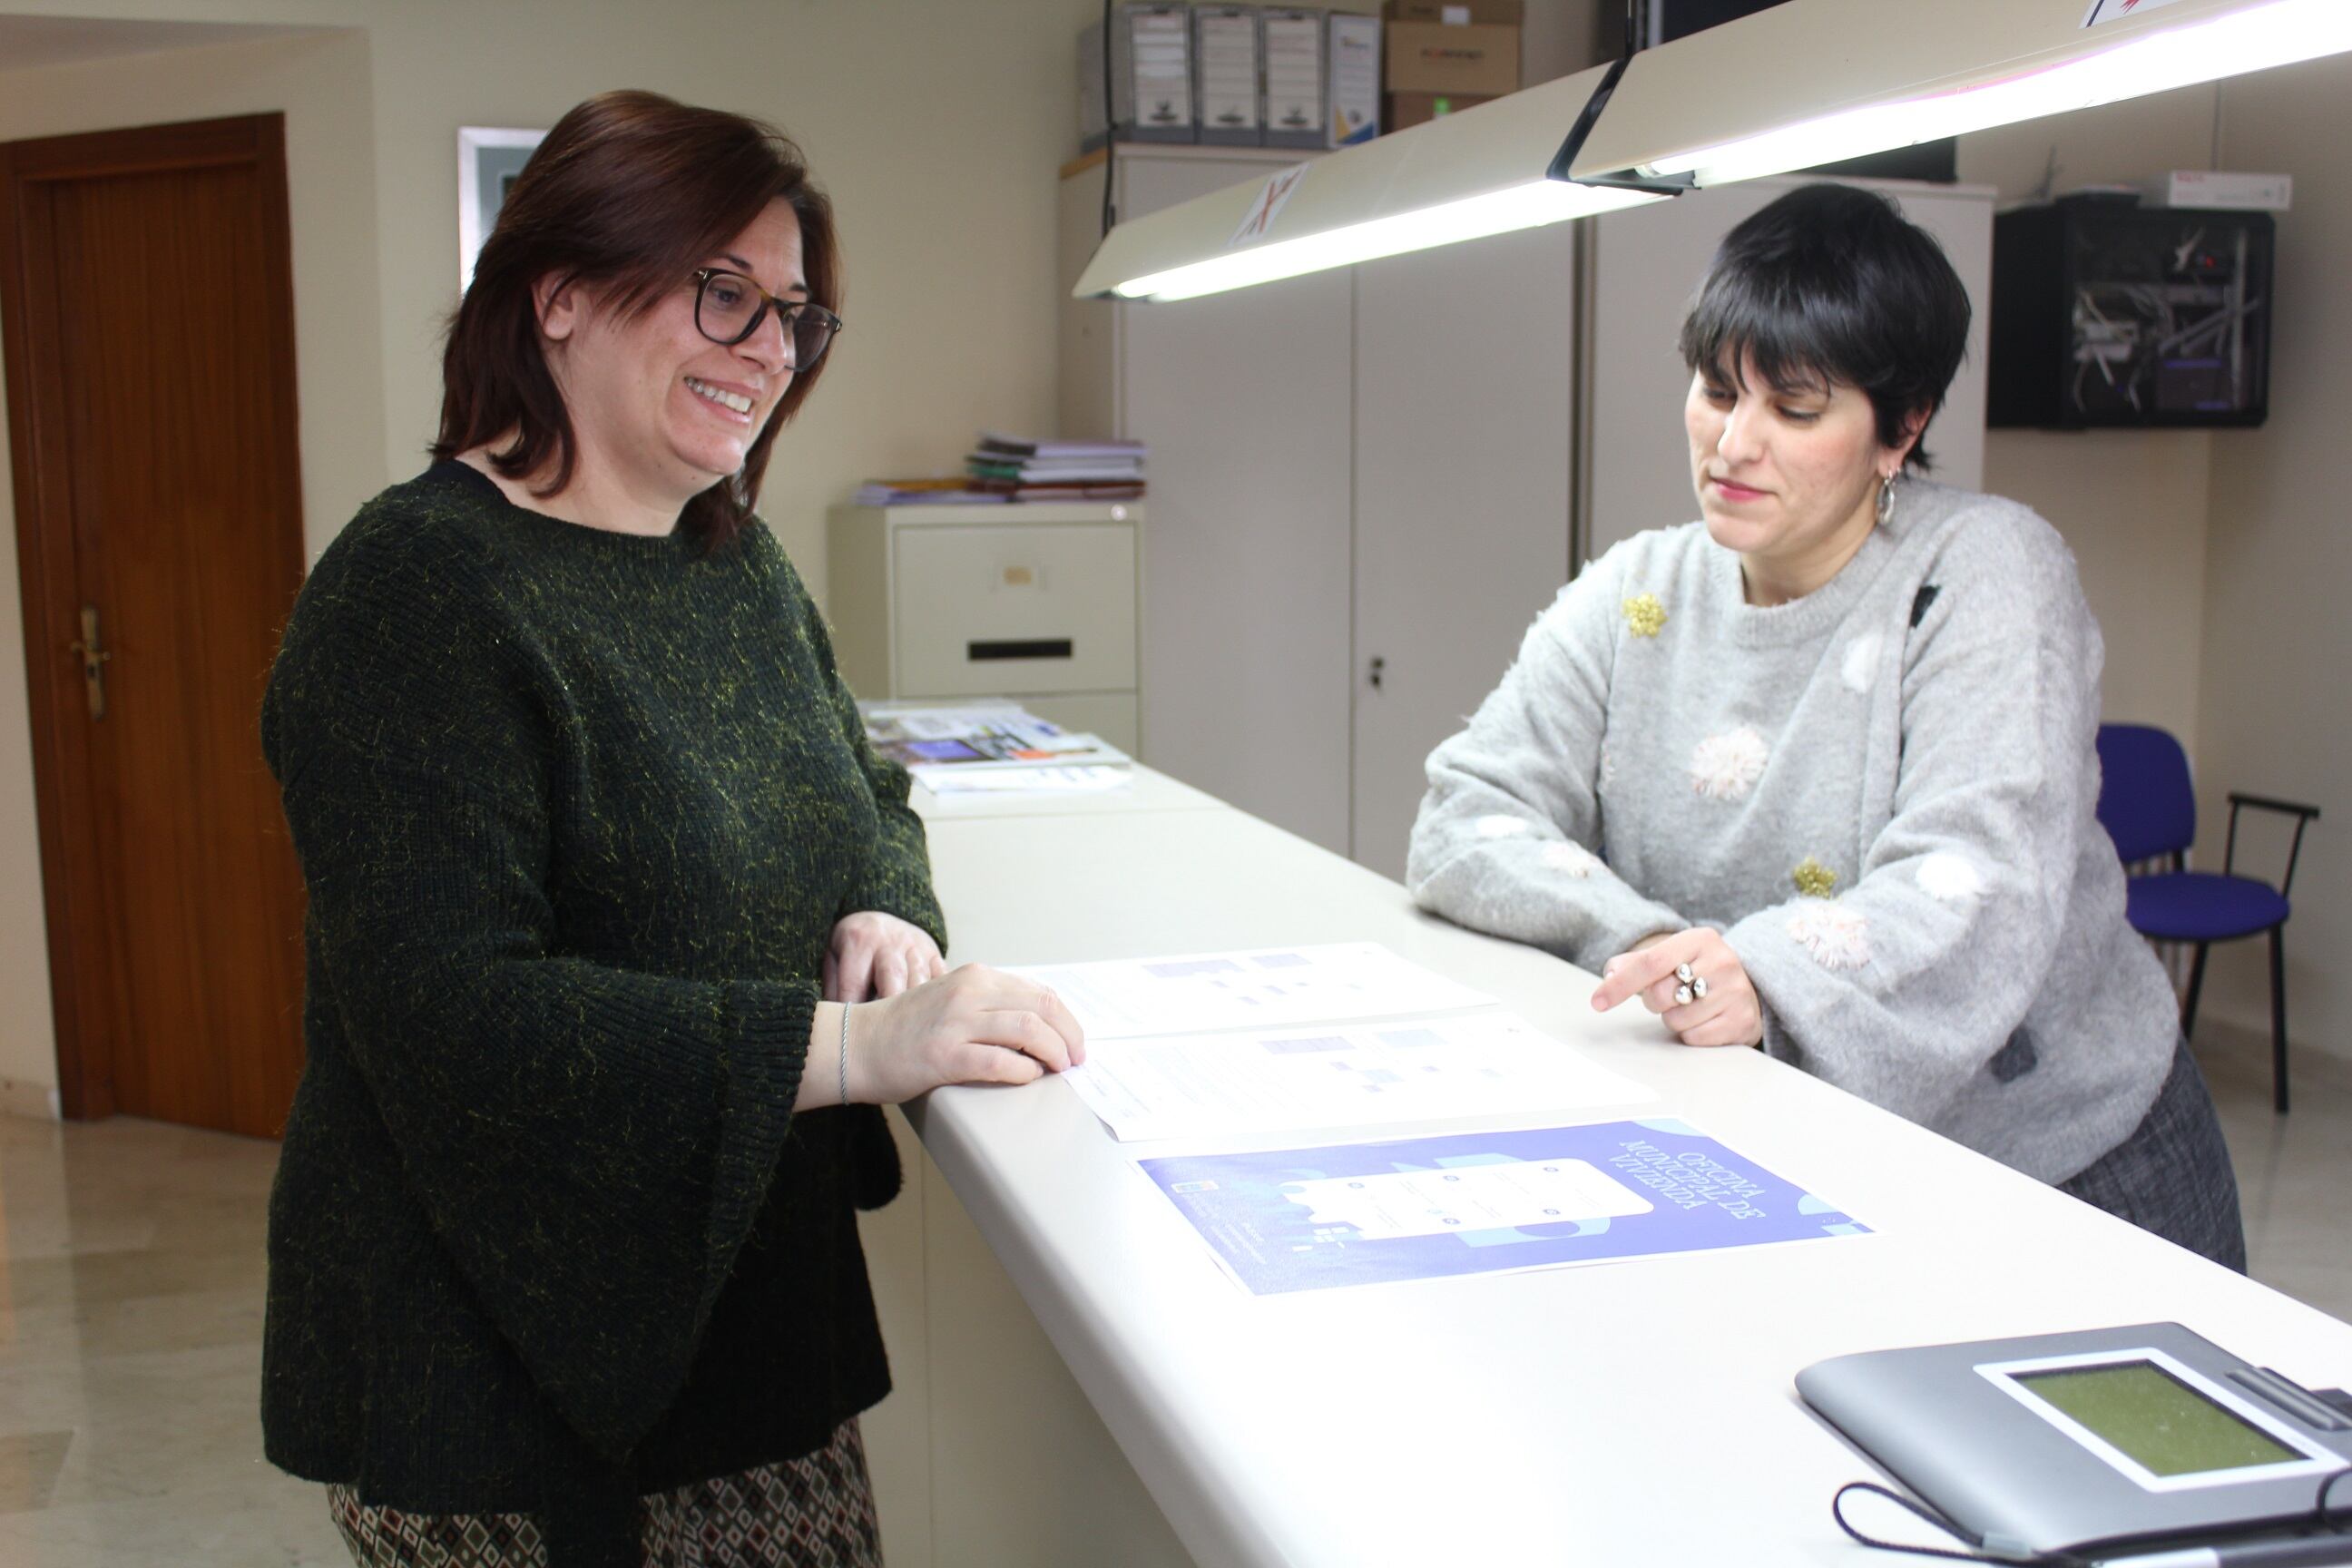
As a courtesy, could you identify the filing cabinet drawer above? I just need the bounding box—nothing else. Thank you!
[892,524,1137,697]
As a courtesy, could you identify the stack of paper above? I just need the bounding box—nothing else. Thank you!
[850,477,1006,506]
[965,432,1147,501]
[1008,942,1655,1142]
[859,701,1132,794]
[1004,941,1871,1296]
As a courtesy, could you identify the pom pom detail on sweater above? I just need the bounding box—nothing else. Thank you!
[1841,632,1884,693]
[1787,901,1870,970]
[1690,726,1769,801]
[1622,593,1668,639]
[1917,851,1985,906]
[1542,840,1601,877]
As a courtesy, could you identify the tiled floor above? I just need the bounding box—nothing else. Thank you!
[2200,1018,2352,1323]
[0,1112,344,1563]
[2,1030,2347,1565]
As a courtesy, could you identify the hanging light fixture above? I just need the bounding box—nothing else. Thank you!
[1073,63,1666,303]
[1569,0,2352,192]
[1073,0,2352,305]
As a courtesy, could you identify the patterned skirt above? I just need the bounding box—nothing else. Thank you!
[2058,1038,2247,1272]
[328,1417,882,1568]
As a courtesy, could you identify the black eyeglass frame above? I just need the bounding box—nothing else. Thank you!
[689,268,844,366]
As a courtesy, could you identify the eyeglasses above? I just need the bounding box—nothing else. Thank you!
[691,268,843,369]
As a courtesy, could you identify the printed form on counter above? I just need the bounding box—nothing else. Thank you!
[1006,942,1653,1142]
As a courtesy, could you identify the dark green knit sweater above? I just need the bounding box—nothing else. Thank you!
[260,461,943,1564]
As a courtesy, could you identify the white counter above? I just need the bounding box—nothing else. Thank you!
[859,769,2352,1567]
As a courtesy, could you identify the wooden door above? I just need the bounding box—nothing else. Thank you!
[1351,224,1578,881]
[1,114,309,1138]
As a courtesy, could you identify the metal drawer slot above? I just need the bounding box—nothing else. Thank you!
[969,638,1073,662]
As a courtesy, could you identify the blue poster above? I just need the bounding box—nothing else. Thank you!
[1140,1119,1868,1295]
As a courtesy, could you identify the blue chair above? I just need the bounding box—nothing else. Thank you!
[2093,723,2318,1113]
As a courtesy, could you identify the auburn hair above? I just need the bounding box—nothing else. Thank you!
[433,90,839,549]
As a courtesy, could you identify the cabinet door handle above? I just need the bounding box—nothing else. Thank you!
[1367,655,1385,691]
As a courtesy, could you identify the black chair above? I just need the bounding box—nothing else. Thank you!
[2092,723,2318,1113]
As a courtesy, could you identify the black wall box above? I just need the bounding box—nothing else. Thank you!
[1989,197,2273,429]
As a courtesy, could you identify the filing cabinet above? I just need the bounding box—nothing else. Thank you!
[826,501,1144,753]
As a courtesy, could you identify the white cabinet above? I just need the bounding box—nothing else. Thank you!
[1351,223,1580,879]
[1061,147,1354,853]
[1059,152,1994,875]
[827,500,1144,753]
[1058,148,1582,873]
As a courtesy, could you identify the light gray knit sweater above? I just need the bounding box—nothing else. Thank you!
[1406,479,2173,1184]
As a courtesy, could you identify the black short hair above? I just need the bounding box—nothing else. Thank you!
[1678,183,1970,471]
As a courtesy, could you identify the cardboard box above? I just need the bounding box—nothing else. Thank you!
[1386,0,1522,24]
[1385,89,1497,131]
[1327,10,1382,146]
[1385,20,1518,95]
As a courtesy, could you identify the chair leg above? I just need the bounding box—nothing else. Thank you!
[2182,944,2210,1039]
[2269,926,2290,1116]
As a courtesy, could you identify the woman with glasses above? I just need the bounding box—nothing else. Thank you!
[1408,183,2242,1269]
[260,91,1083,1567]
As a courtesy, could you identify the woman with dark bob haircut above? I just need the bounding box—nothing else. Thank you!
[1409,183,2243,1266]
[260,91,1083,1567]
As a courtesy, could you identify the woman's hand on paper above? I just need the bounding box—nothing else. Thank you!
[847,965,1088,1103]
[1591,928,1765,1048]
[826,910,946,1002]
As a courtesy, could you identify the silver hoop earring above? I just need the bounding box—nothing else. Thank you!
[1875,471,1900,527]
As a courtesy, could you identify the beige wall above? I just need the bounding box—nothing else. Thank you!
[0,0,1116,1103]
[2195,52,2352,1058]
[1955,85,2222,756]
[356,0,1109,579]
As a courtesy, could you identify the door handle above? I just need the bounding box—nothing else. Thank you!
[68,604,112,720]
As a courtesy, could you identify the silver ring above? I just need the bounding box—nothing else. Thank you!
[1674,963,1695,985]
[1673,984,1694,1006]
[1692,975,1710,1000]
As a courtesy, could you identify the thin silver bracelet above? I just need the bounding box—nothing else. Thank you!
[838,1003,852,1106]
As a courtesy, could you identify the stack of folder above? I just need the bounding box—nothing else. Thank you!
[964,432,1147,501]
[848,476,1006,506]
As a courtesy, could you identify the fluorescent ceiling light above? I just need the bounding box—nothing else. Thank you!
[1570,0,2352,191]
[1112,179,1655,302]
[1074,64,1667,303]
[1076,0,2352,305]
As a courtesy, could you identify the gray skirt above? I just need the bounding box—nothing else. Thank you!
[2058,1040,2246,1271]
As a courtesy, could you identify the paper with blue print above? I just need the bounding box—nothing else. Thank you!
[1008,943,1495,1040]
[1142,1119,1870,1295]
[1064,1012,1654,1142]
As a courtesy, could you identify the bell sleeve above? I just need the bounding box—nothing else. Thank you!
[777,546,947,950]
